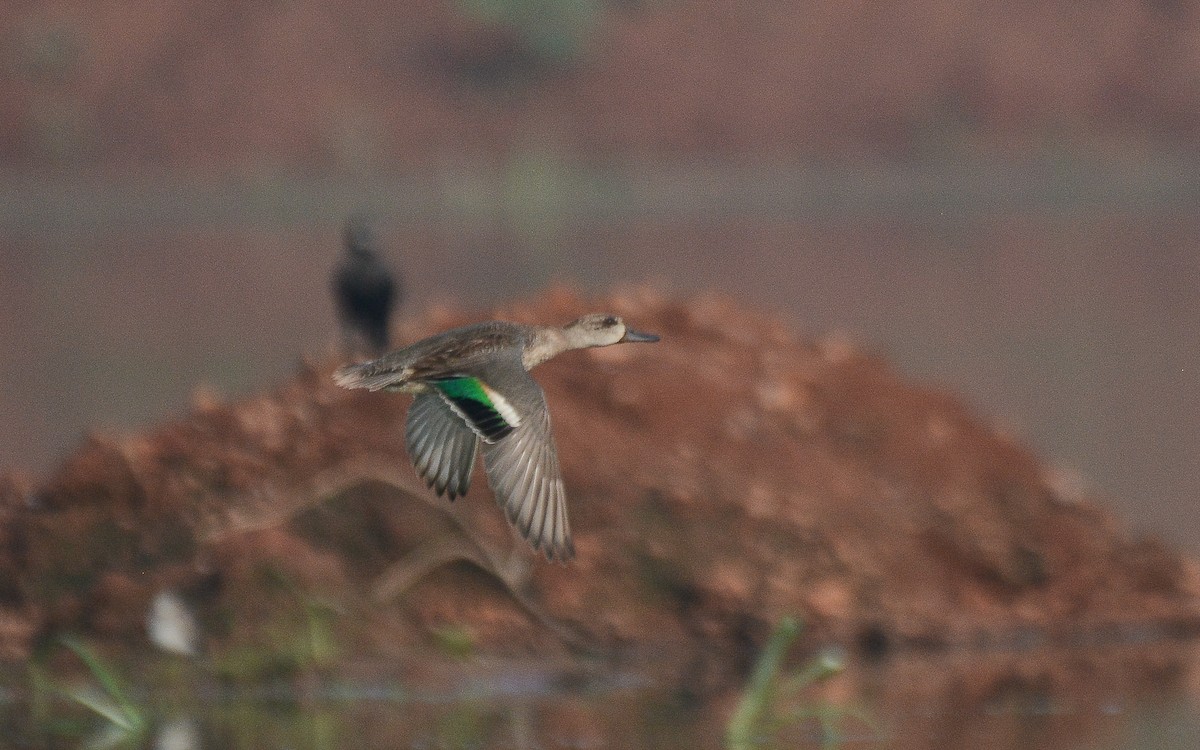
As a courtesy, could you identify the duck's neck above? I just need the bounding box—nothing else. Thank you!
[522,327,572,369]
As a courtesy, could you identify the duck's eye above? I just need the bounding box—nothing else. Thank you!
[601,316,618,327]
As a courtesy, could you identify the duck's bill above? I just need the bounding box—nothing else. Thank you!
[620,328,661,343]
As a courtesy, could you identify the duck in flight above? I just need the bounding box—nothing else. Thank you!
[333,313,660,561]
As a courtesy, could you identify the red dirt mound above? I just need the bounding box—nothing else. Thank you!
[1,287,1197,675]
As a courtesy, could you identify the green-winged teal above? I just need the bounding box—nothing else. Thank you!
[333,313,660,561]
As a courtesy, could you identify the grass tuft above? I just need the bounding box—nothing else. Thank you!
[726,617,865,749]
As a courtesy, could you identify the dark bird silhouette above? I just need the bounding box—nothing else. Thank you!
[333,215,399,357]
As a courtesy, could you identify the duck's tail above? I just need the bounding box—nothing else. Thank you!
[332,361,411,392]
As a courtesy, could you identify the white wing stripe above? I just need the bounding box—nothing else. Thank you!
[481,383,523,429]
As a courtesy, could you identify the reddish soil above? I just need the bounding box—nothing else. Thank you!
[1,288,1197,681]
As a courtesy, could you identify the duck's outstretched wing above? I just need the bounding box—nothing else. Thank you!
[480,373,574,562]
[405,393,480,500]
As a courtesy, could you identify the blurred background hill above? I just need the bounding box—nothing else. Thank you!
[0,0,1196,553]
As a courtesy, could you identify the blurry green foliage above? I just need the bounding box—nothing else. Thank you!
[457,0,603,63]
[431,623,477,660]
[16,19,83,82]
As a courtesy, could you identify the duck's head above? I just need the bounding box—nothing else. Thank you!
[563,313,661,347]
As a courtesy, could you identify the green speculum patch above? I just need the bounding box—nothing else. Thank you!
[432,377,515,441]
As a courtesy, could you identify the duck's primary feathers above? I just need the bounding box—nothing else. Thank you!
[333,313,660,561]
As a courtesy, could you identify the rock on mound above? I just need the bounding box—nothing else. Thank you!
[1,287,1196,672]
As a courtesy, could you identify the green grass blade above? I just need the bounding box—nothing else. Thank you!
[725,615,802,750]
[58,636,145,732]
[60,637,128,704]
[63,687,136,732]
